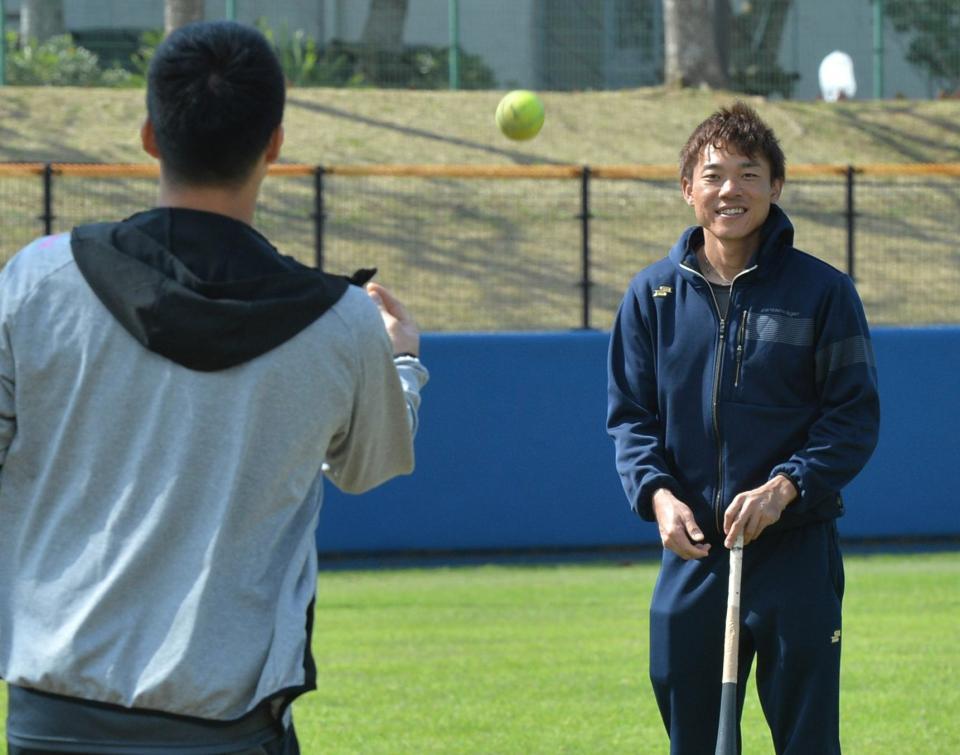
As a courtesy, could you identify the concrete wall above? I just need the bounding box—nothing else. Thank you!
[396,0,537,90]
[780,0,932,100]
[316,327,959,557]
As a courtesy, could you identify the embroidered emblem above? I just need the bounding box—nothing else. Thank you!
[831,629,841,644]
[652,285,673,298]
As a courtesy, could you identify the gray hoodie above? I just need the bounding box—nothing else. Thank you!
[0,212,427,722]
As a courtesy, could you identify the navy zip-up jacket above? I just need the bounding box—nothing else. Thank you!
[607,205,880,540]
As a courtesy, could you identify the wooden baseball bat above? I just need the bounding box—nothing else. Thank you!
[715,532,744,755]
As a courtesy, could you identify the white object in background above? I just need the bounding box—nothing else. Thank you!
[819,51,857,102]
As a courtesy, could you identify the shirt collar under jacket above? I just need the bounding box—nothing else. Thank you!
[671,203,795,283]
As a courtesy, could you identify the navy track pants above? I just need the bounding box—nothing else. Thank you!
[648,519,845,755]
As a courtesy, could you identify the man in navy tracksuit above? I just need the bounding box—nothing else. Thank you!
[607,103,880,754]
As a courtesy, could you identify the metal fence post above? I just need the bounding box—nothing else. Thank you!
[873,0,884,99]
[0,0,6,87]
[314,165,326,269]
[41,163,55,236]
[448,0,460,90]
[578,165,593,329]
[845,165,856,280]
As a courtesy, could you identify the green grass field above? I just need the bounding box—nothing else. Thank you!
[2,551,955,753]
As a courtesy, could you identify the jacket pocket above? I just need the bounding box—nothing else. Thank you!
[733,309,748,388]
[734,311,818,406]
[825,518,845,601]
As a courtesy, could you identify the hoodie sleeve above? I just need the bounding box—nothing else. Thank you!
[393,355,429,437]
[324,295,428,494]
[607,284,681,521]
[770,274,880,510]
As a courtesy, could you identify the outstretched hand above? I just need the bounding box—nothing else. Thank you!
[652,488,711,560]
[366,282,420,358]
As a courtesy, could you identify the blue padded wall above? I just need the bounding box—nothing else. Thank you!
[317,328,959,555]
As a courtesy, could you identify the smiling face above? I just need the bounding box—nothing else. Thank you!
[681,144,783,259]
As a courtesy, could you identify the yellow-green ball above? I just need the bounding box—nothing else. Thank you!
[495,90,545,141]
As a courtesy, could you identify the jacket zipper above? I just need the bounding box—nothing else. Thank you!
[734,309,748,388]
[711,315,726,535]
[680,261,757,536]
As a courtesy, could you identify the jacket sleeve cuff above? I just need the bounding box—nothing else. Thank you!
[637,475,682,522]
[393,356,429,437]
[770,466,804,509]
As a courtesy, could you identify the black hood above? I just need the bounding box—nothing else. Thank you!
[71,208,374,372]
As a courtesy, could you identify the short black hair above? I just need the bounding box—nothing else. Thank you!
[147,21,285,186]
[680,101,786,183]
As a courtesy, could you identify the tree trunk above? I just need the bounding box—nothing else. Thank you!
[663,0,728,89]
[21,0,65,43]
[713,0,731,78]
[358,0,409,84]
[361,0,408,54]
[165,0,205,36]
[754,0,792,57]
[729,0,796,97]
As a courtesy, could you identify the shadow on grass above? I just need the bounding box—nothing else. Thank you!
[0,135,103,165]
[898,107,960,147]
[287,96,568,166]
[832,105,960,163]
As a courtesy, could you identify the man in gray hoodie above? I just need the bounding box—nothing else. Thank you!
[0,21,428,754]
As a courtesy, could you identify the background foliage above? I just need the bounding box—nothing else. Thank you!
[257,20,496,90]
[4,32,134,86]
[887,0,960,94]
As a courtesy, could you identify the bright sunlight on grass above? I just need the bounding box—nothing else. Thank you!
[1,551,956,753]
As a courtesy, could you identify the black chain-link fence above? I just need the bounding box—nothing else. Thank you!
[2,163,957,330]
[1,1,958,99]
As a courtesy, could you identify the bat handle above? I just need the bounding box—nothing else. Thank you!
[721,533,744,683]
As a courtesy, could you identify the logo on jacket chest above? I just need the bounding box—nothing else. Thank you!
[652,285,673,298]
